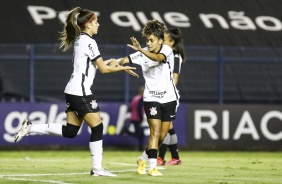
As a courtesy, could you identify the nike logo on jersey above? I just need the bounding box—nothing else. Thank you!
[170,115,175,117]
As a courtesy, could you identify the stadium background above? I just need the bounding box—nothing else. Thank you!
[0,0,281,151]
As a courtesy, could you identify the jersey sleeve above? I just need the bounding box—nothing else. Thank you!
[160,45,173,63]
[87,40,101,61]
[129,51,159,71]
[173,54,182,74]
[128,51,143,65]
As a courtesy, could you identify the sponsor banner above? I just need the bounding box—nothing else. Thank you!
[1,0,282,46]
[1,102,281,150]
[0,102,187,147]
[187,104,282,150]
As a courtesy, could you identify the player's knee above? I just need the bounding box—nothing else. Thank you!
[158,131,168,142]
[90,123,103,142]
[62,123,80,138]
[169,128,175,135]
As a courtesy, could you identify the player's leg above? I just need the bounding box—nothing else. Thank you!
[157,121,173,165]
[147,118,163,176]
[137,102,162,176]
[14,111,82,142]
[166,123,181,165]
[166,99,181,165]
[84,112,116,177]
[159,101,178,163]
[157,130,170,165]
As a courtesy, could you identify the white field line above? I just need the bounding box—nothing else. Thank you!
[0,176,72,184]
[0,161,164,183]
[0,172,88,177]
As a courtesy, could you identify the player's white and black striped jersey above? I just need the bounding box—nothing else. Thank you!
[173,50,183,103]
[64,33,101,96]
[173,50,183,75]
[128,44,179,103]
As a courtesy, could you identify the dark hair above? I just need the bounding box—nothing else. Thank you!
[59,7,95,51]
[166,28,186,62]
[141,19,167,40]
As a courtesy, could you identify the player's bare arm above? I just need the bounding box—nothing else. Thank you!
[127,36,165,62]
[95,58,138,77]
[116,57,139,78]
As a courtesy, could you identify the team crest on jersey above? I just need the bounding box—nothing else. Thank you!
[149,107,157,116]
[90,100,98,109]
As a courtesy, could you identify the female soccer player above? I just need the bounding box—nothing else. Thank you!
[118,20,179,176]
[14,7,137,177]
[157,28,186,166]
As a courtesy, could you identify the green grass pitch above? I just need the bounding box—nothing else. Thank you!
[0,150,281,184]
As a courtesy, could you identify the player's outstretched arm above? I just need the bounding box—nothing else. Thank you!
[116,57,139,78]
[127,37,165,62]
[95,57,137,76]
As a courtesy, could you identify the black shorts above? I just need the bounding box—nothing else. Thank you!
[65,93,100,118]
[144,101,177,121]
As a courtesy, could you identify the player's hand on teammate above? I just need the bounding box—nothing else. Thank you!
[105,59,119,67]
[127,37,142,51]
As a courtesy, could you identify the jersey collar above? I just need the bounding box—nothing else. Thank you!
[81,32,92,38]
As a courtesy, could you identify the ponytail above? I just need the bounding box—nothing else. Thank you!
[167,28,186,62]
[59,7,95,52]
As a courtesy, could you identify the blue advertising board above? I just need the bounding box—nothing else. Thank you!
[0,102,187,147]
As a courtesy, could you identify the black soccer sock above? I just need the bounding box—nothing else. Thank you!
[158,143,168,160]
[168,128,180,159]
[168,144,179,159]
[147,149,158,159]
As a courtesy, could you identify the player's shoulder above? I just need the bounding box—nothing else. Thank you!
[162,44,172,50]
[160,44,173,53]
[173,50,180,57]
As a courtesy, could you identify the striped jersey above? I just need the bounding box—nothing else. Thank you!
[64,33,101,96]
[173,50,183,75]
[128,44,179,103]
[172,49,183,101]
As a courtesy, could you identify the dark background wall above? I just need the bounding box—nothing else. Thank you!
[0,0,282,104]
[1,0,282,47]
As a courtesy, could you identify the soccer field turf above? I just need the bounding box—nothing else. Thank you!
[0,150,281,184]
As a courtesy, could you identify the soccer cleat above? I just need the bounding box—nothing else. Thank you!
[148,167,162,176]
[157,157,166,166]
[14,119,32,142]
[137,157,146,174]
[90,168,117,177]
[166,158,182,165]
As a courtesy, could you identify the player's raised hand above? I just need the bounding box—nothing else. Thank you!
[127,37,141,51]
